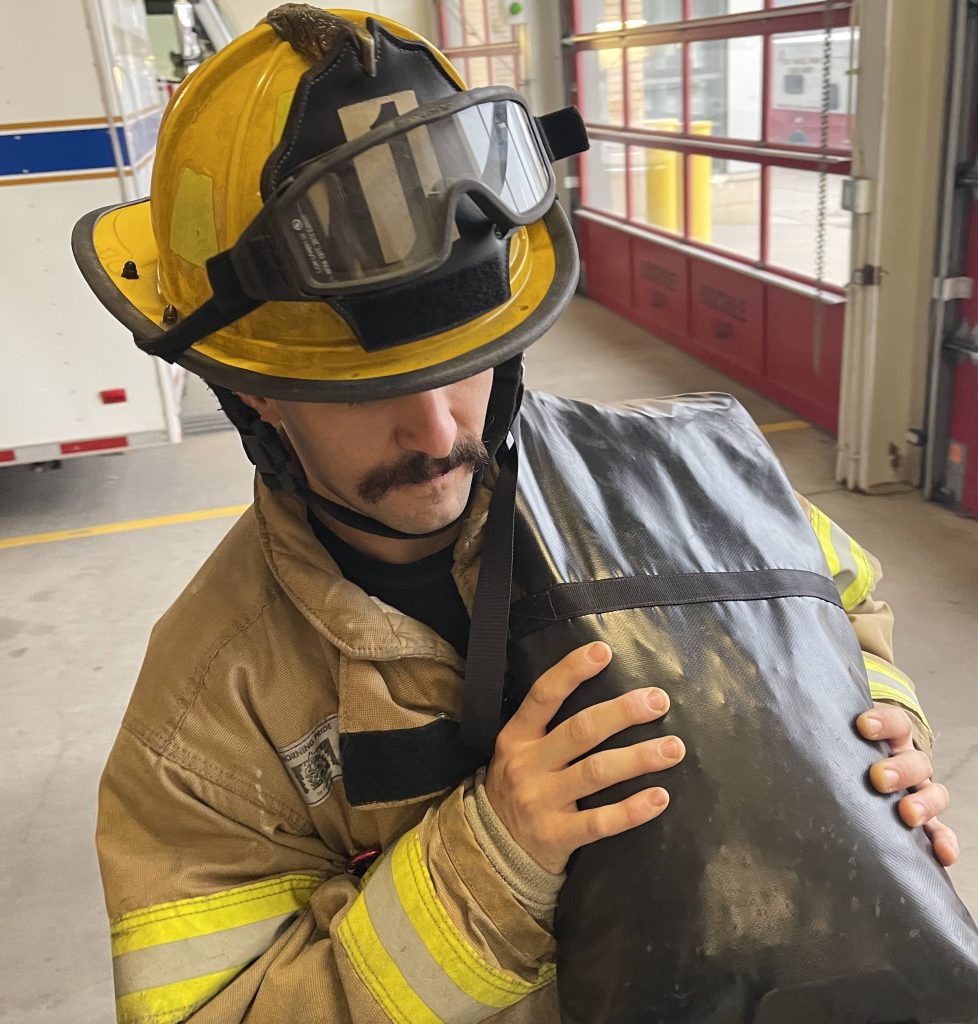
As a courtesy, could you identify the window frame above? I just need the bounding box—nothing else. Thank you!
[436,0,525,92]
[568,0,853,293]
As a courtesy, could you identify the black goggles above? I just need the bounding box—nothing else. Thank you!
[138,87,587,363]
[230,86,579,301]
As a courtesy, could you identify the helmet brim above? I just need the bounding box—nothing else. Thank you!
[72,198,578,401]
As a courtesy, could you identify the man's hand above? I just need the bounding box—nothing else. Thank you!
[484,641,684,874]
[857,703,959,866]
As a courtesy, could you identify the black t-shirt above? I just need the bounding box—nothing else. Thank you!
[309,513,470,658]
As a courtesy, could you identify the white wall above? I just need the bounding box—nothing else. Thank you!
[214,0,437,41]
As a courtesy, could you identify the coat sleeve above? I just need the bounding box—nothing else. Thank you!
[97,727,556,1024]
[796,494,934,754]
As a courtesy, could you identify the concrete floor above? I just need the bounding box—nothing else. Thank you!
[2,296,977,1022]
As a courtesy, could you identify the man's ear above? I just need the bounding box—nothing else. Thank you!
[235,392,282,427]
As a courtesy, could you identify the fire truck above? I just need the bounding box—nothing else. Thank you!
[0,0,235,469]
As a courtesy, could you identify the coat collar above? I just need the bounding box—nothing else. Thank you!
[253,471,493,661]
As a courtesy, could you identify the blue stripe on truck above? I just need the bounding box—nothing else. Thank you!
[0,110,161,177]
[0,126,120,175]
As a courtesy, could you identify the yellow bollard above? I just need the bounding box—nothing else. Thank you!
[689,120,713,244]
[644,118,681,232]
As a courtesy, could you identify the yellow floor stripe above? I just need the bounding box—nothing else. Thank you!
[758,420,810,435]
[0,505,249,550]
[1,419,810,550]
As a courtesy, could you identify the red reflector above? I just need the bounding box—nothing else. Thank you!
[100,388,127,404]
[0,449,14,463]
[60,436,129,455]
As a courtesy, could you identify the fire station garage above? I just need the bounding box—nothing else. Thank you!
[2,0,978,1021]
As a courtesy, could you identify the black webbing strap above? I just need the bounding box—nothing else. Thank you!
[340,718,484,806]
[508,568,843,642]
[459,434,520,763]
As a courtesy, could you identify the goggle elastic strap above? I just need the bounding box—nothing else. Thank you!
[136,251,260,363]
[535,106,590,163]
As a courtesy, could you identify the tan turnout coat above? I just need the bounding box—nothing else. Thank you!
[97,473,931,1024]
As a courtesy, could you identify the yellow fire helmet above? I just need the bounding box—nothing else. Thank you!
[72,5,587,402]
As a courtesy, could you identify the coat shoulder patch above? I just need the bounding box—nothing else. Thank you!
[279,715,343,806]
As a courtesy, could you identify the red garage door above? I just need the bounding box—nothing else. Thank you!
[569,0,853,432]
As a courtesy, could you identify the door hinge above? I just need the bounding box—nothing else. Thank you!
[933,276,973,301]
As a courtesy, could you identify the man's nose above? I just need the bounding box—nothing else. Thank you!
[394,387,459,459]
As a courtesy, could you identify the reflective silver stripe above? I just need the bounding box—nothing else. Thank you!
[362,845,501,1024]
[866,667,917,706]
[113,911,298,998]
[863,654,927,724]
[826,518,869,610]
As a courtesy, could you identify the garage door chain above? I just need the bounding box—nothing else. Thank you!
[813,17,832,376]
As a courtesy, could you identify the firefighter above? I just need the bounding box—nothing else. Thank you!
[73,7,956,1023]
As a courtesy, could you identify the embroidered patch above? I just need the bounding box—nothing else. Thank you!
[279,716,343,806]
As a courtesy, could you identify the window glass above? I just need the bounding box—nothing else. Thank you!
[689,158,760,259]
[464,56,489,88]
[582,140,628,216]
[626,45,683,129]
[441,3,465,50]
[491,55,518,89]
[630,146,684,234]
[624,0,683,23]
[690,36,762,140]
[768,168,851,285]
[577,0,626,34]
[578,49,624,124]
[769,27,855,148]
[487,1,513,43]
[690,0,762,17]
[443,0,489,46]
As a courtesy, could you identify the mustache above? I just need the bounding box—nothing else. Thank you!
[356,435,489,504]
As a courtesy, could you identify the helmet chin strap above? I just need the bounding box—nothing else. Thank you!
[209,356,524,543]
[293,446,486,541]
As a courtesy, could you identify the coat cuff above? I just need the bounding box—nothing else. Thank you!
[863,652,935,756]
[463,767,564,928]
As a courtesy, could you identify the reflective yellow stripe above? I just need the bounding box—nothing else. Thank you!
[113,911,298,998]
[806,503,875,611]
[111,873,321,956]
[338,830,554,1023]
[864,654,930,728]
[841,537,875,612]
[338,896,443,1024]
[808,503,840,576]
[110,874,321,1023]
[115,966,242,1024]
[392,831,553,1005]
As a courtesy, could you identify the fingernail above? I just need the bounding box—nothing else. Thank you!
[645,688,666,712]
[587,642,610,663]
[649,789,668,807]
[863,714,883,738]
[660,738,681,759]
[882,768,900,789]
[909,800,926,825]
